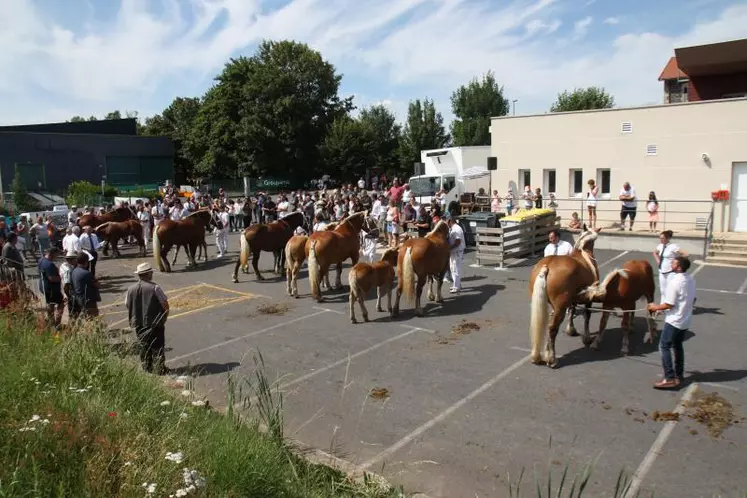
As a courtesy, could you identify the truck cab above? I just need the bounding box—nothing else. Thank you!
[408,174,460,209]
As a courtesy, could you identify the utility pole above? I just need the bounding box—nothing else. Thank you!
[512,99,518,116]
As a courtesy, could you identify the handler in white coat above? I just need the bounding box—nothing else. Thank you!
[137,205,151,250]
[215,206,230,258]
[653,230,686,303]
[447,217,465,293]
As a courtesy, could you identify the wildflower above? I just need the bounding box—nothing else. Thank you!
[52,333,61,344]
[191,400,206,407]
[160,400,171,406]
[41,419,50,424]
[19,427,36,432]
[29,415,41,423]
[179,412,188,419]
[124,461,133,467]
[165,451,184,463]
[182,468,205,488]
[180,390,191,397]
[142,482,157,494]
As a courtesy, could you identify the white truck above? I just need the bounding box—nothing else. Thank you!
[408,146,492,208]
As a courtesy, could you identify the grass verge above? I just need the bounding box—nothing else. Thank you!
[0,307,401,497]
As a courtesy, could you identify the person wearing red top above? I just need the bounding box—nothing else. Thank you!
[388,179,405,206]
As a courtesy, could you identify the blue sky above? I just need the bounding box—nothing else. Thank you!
[2,0,747,126]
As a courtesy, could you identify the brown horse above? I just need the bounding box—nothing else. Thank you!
[348,247,399,323]
[284,222,339,298]
[582,259,658,355]
[95,220,145,257]
[232,211,306,283]
[307,212,367,302]
[528,227,602,368]
[392,219,450,318]
[153,210,218,272]
[78,207,136,229]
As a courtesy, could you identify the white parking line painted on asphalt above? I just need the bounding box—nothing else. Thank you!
[166,309,332,364]
[398,324,437,334]
[276,327,423,392]
[690,261,706,278]
[598,250,630,269]
[696,288,747,295]
[360,354,531,471]
[624,383,699,498]
[738,277,747,294]
[313,306,345,315]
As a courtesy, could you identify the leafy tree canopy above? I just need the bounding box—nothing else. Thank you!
[550,87,615,112]
[450,71,509,146]
[398,98,449,174]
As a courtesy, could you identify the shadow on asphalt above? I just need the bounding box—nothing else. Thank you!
[170,362,241,377]
[687,368,747,384]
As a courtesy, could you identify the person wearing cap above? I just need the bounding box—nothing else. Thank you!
[60,250,78,317]
[126,262,170,374]
[79,225,100,278]
[38,247,64,327]
[70,252,100,318]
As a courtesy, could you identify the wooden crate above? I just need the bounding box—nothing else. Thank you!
[475,214,560,268]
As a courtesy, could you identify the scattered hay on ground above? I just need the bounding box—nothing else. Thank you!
[169,287,214,310]
[451,320,480,336]
[686,392,738,438]
[369,387,390,400]
[256,303,291,315]
[651,410,680,422]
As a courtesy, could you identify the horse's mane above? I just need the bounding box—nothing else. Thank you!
[324,222,339,231]
[339,211,366,230]
[184,209,210,219]
[96,221,112,231]
[573,229,598,251]
[427,219,449,238]
[381,248,399,261]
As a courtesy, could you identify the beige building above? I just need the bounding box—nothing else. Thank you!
[488,97,747,233]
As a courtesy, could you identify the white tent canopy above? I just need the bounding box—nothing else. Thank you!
[459,166,489,180]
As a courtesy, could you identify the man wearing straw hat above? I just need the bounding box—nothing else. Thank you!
[126,262,170,375]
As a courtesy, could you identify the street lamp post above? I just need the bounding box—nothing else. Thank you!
[512,99,518,116]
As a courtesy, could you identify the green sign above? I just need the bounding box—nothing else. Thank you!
[254,177,292,189]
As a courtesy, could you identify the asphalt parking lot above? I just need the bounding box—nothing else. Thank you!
[95,234,747,498]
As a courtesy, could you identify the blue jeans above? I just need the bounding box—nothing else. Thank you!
[659,322,686,380]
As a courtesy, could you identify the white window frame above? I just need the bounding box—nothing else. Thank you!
[569,169,584,198]
[543,169,556,195]
[596,168,612,199]
[518,169,531,190]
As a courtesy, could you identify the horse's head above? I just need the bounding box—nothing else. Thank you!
[362,215,378,233]
[185,209,216,229]
[381,247,399,267]
[426,219,450,241]
[340,211,367,233]
[282,211,306,230]
[574,226,601,253]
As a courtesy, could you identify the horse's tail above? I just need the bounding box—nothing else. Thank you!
[401,247,416,305]
[580,268,629,302]
[348,265,359,300]
[308,240,321,299]
[529,265,550,363]
[153,225,164,272]
[239,232,250,270]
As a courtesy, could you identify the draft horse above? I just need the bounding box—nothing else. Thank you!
[528,227,602,368]
[392,219,450,318]
[153,210,218,272]
[348,247,400,324]
[95,220,146,258]
[581,259,658,355]
[284,222,339,298]
[78,207,136,229]
[232,211,306,283]
[306,211,367,302]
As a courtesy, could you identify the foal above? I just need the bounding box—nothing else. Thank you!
[348,248,399,324]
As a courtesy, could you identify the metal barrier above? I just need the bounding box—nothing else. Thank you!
[475,214,560,268]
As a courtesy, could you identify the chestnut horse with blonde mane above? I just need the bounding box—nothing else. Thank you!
[153,210,218,272]
[348,247,399,323]
[528,227,602,368]
[231,211,306,283]
[392,219,450,318]
[78,207,136,229]
[95,220,146,258]
[284,222,339,298]
[306,211,367,302]
[582,259,658,355]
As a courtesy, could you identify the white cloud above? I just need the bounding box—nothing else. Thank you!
[1,0,747,126]
[573,16,593,39]
[603,16,620,25]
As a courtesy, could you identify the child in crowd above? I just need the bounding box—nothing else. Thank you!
[569,212,582,230]
[647,191,659,232]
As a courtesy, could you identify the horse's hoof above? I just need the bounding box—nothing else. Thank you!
[566,328,579,337]
[548,361,559,369]
[351,318,358,324]
[620,350,630,357]
[531,356,543,365]
[427,294,435,302]
[376,307,383,313]
[363,316,370,322]
[232,278,239,284]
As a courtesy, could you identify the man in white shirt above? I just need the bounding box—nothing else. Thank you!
[447,217,465,293]
[215,206,230,258]
[63,226,81,254]
[137,205,151,250]
[170,202,184,221]
[67,207,78,228]
[79,225,101,277]
[544,229,574,257]
[647,256,696,390]
[619,182,637,231]
[357,177,366,190]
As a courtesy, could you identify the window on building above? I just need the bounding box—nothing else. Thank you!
[569,169,583,196]
[597,169,611,196]
[543,169,556,194]
[519,169,531,189]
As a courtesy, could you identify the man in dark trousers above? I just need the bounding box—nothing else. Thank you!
[126,262,170,375]
[71,253,100,318]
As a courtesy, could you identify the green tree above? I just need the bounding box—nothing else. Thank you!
[11,167,37,212]
[69,116,87,123]
[358,105,401,172]
[450,71,509,146]
[550,87,615,112]
[398,98,449,173]
[191,40,353,180]
[104,110,122,120]
[321,116,374,179]
[143,97,202,182]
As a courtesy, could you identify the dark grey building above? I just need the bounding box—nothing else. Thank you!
[0,118,174,193]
